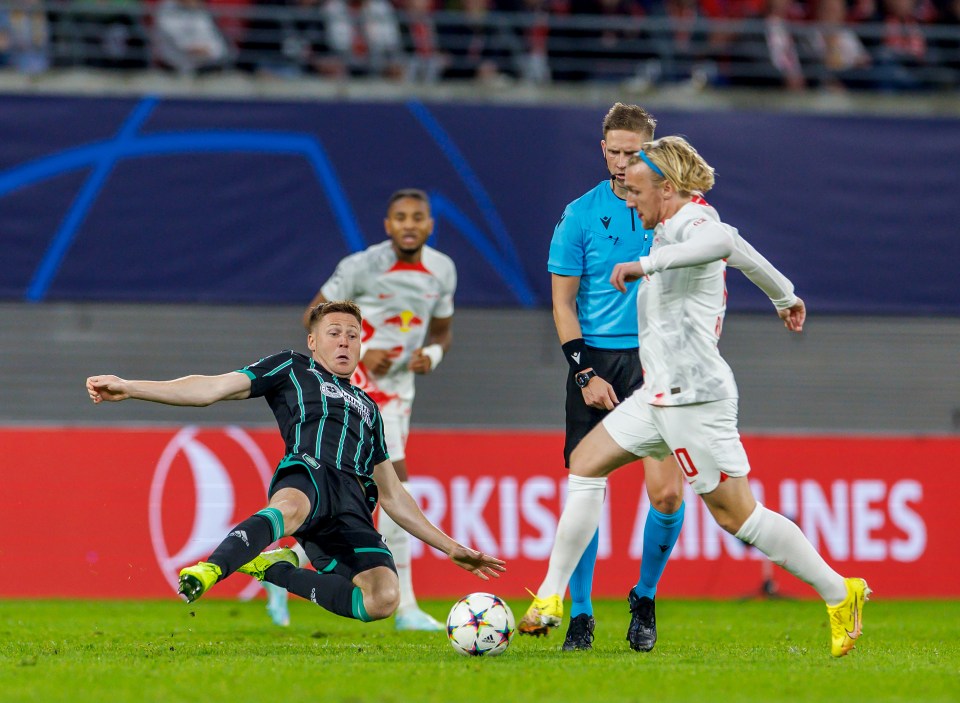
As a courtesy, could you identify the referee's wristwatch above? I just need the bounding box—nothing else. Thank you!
[574,369,597,388]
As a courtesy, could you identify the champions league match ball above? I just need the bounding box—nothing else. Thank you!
[446,592,516,657]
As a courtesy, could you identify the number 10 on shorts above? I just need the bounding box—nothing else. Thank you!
[674,448,699,479]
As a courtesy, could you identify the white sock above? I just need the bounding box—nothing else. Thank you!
[537,475,607,599]
[735,503,847,605]
[291,542,309,569]
[379,483,417,613]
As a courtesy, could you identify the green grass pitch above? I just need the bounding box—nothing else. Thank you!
[1,598,957,703]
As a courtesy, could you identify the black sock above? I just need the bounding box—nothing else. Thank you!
[265,563,367,621]
[206,514,273,579]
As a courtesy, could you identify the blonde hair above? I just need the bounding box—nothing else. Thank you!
[628,136,715,197]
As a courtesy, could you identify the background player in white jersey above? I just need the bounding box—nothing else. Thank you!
[300,188,456,631]
[520,136,869,658]
[528,103,684,653]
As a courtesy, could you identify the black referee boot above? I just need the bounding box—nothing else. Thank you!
[626,590,657,652]
[562,613,595,651]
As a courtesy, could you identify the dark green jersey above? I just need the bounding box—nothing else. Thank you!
[237,351,389,478]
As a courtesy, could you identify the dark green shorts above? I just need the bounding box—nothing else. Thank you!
[269,453,396,580]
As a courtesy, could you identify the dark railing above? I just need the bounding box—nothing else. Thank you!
[2,1,958,91]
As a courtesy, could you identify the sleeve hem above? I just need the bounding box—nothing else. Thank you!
[548,265,582,276]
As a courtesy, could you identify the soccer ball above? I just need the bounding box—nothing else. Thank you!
[446,592,515,657]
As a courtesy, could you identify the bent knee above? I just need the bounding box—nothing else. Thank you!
[267,489,311,534]
[648,487,684,513]
[363,584,400,621]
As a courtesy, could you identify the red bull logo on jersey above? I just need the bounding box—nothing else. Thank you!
[361,319,376,342]
[382,310,424,333]
[351,363,399,407]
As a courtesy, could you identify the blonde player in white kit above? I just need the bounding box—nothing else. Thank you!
[299,188,456,631]
[521,137,869,657]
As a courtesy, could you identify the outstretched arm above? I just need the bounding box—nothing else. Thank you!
[612,222,736,291]
[86,372,252,407]
[373,460,506,580]
[726,230,804,332]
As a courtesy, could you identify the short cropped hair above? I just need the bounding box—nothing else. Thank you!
[602,103,657,139]
[387,188,430,211]
[307,299,363,329]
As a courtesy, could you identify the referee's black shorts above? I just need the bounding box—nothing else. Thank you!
[563,346,643,467]
[269,454,396,580]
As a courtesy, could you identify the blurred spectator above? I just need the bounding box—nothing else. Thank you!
[440,0,518,83]
[699,0,765,85]
[403,0,449,82]
[239,0,328,76]
[573,0,646,81]
[873,0,929,89]
[811,0,872,90]
[153,0,233,74]
[319,0,406,79]
[513,0,551,83]
[0,0,49,74]
[206,0,252,46]
[932,0,960,78]
[620,0,715,89]
[763,0,806,90]
[73,0,149,70]
[849,0,879,20]
[0,9,12,67]
[658,0,701,81]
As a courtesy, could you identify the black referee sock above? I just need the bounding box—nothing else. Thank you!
[206,514,274,579]
[265,563,369,621]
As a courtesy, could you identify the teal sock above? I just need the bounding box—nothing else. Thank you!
[635,503,685,600]
[569,528,599,618]
[352,587,372,622]
[255,507,284,542]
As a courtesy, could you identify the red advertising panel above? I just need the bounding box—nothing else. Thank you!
[2,427,955,599]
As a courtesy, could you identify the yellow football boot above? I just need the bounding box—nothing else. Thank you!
[517,590,563,637]
[827,577,871,657]
[177,562,222,603]
[237,547,300,581]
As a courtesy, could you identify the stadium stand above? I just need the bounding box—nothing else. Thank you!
[2,0,958,90]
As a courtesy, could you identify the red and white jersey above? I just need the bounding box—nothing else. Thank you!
[320,240,457,407]
[635,199,797,406]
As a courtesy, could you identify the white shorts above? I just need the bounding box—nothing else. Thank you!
[380,399,412,462]
[602,396,750,494]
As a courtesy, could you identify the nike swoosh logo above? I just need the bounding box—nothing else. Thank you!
[845,601,860,639]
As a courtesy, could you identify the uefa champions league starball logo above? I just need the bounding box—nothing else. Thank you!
[149,427,274,599]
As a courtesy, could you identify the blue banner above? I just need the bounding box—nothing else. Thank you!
[2,93,958,314]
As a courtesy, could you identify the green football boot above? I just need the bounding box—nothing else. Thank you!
[237,547,300,582]
[177,562,222,603]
